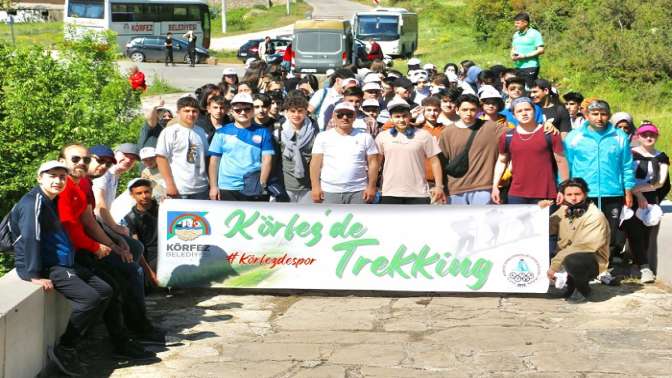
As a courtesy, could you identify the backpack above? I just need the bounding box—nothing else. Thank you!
[0,211,15,255]
[444,121,483,178]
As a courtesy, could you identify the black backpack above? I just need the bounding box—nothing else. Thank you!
[0,211,15,255]
[444,121,483,178]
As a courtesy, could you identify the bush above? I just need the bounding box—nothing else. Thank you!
[0,32,141,215]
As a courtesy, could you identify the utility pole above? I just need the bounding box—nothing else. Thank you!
[8,14,16,47]
[286,0,290,16]
[221,0,227,33]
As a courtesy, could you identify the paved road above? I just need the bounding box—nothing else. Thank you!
[73,283,672,377]
[210,0,373,51]
[118,61,246,93]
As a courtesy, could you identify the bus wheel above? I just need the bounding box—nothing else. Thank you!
[130,52,145,63]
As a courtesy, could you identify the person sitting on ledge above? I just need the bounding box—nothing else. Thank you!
[540,177,610,303]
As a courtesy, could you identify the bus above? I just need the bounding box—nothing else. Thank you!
[64,0,211,51]
[353,8,418,58]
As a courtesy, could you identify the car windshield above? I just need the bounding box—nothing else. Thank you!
[357,15,399,41]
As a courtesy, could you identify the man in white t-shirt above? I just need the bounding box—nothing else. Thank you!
[310,102,379,204]
[155,96,210,199]
[308,68,356,130]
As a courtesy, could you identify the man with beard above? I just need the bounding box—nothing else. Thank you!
[124,179,160,287]
[541,178,610,303]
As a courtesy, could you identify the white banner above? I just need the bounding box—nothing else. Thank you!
[157,201,550,293]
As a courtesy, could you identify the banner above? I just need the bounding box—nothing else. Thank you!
[157,200,550,293]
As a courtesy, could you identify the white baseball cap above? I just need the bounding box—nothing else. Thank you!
[334,102,356,113]
[363,73,382,83]
[408,57,421,66]
[231,93,254,105]
[325,69,336,77]
[38,160,68,175]
[342,77,359,87]
[478,85,502,100]
[362,82,382,92]
[222,67,237,76]
[410,71,428,84]
[387,98,411,112]
[362,99,380,108]
[139,147,156,160]
[636,204,663,227]
[423,63,436,70]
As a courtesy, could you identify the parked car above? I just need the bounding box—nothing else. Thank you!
[125,36,209,64]
[237,37,291,62]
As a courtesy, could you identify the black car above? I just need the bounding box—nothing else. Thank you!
[237,38,291,62]
[125,36,209,64]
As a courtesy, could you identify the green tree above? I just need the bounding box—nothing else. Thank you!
[0,33,142,215]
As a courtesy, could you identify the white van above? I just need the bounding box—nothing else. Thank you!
[353,8,418,58]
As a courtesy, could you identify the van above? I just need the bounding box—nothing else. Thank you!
[292,19,355,74]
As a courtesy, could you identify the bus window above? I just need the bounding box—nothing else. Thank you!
[357,15,399,41]
[68,0,105,19]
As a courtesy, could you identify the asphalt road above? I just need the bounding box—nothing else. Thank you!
[118,61,247,92]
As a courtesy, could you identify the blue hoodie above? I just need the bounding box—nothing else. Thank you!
[564,121,635,198]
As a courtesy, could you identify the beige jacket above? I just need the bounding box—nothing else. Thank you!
[549,202,610,273]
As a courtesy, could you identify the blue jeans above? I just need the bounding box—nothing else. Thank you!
[449,190,491,205]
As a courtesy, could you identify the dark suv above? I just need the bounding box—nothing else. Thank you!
[125,36,209,64]
[237,38,291,62]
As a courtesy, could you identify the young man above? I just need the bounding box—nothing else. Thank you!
[362,99,383,131]
[375,99,445,204]
[277,94,319,203]
[197,95,230,144]
[439,94,507,205]
[326,87,378,136]
[511,12,545,88]
[13,161,113,376]
[308,68,355,130]
[208,93,275,201]
[500,76,544,126]
[542,178,610,303]
[156,96,210,199]
[564,100,635,282]
[164,32,174,66]
[437,86,462,126]
[419,96,446,188]
[138,100,173,149]
[563,91,585,130]
[139,147,166,200]
[310,102,379,204]
[124,178,159,287]
[253,93,275,129]
[529,79,572,137]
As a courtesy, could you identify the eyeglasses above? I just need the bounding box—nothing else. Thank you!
[94,157,114,168]
[232,107,252,114]
[335,112,355,119]
[70,155,91,164]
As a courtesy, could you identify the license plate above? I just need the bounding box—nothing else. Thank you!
[240,53,247,56]
[301,68,317,73]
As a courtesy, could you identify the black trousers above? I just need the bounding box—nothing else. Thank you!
[219,189,269,202]
[381,196,430,205]
[48,265,112,348]
[563,252,599,297]
[621,191,659,270]
[589,196,626,264]
[517,67,540,88]
[188,48,196,66]
[165,49,173,64]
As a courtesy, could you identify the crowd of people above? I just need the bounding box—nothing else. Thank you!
[4,11,670,376]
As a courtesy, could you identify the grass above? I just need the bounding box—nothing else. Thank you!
[0,254,13,278]
[143,75,185,97]
[210,49,241,64]
[0,21,63,48]
[210,1,311,38]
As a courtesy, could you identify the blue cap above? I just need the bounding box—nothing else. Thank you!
[89,145,117,164]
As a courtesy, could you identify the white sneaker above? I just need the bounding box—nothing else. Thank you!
[598,271,616,285]
[640,268,656,284]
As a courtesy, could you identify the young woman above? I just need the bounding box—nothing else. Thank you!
[621,123,669,284]
[492,97,569,204]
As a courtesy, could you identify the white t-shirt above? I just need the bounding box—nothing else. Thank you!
[92,169,119,208]
[155,123,209,194]
[312,128,378,193]
[309,88,342,130]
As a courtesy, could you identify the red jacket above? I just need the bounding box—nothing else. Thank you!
[367,41,384,62]
[129,71,147,91]
[58,177,100,254]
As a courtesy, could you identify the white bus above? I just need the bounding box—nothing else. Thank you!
[353,8,418,58]
[64,0,211,50]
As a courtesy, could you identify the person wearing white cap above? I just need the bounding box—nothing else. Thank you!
[325,87,379,136]
[139,147,167,200]
[11,160,115,376]
[221,67,239,86]
[423,63,437,78]
[362,82,382,101]
[310,101,380,204]
[407,57,421,72]
[375,99,445,205]
[308,68,356,130]
[540,178,610,303]
[156,96,210,199]
[478,85,508,124]
[411,70,430,105]
[208,92,275,201]
[621,122,669,283]
[361,99,382,129]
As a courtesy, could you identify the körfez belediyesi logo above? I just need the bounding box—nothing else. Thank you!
[167,212,211,241]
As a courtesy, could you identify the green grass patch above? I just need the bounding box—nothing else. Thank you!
[210,0,311,38]
[0,254,13,278]
[210,49,241,64]
[143,75,185,97]
[0,21,63,48]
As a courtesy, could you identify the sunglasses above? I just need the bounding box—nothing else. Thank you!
[94,157,114,168]
[335,112,355,119]
[70,155,91,164]
[232,107,252,114]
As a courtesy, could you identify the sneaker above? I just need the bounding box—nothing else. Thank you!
[598,271,618,286]
[113,340,157,361]
[132,327,166,345]
[565,289,588,304]
[48,345,85,377]
[640,268,656,284]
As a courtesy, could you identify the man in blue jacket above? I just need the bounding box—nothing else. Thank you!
[12,161,112,376]
[564,100,635,281]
